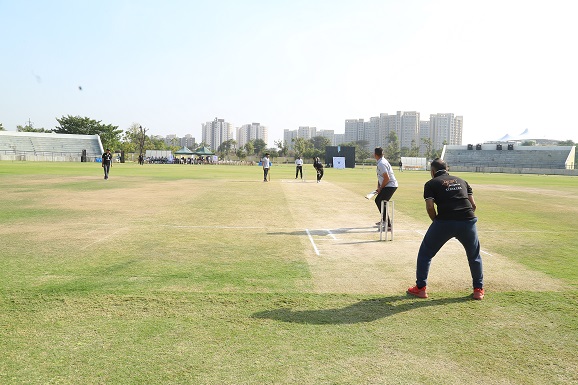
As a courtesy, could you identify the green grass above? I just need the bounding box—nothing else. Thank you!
[332,168,578,284]
[1,162,577,384]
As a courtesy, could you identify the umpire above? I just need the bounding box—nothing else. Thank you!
[407,158,485,300]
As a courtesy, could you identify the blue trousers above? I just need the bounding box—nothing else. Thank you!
[416,218,483,289]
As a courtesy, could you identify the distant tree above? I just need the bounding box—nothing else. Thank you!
[120,123,139,154]
[354,140,372,163]
[521,140,536,146]
[340,140,371,163]
[408,139,420,158]
[236,148,247,160]
[150,136,168,150]
[218,139,236,158]
[0,123,5,131]
[244,141,254,156]
[55,115,122,150]
[122,123,150,156]
[421,138,434,159]
[17,124,48,133]
[302,147,317,160]
[292,137,311,158]
[274,139,288,157]
[267,148,279,158]
[558,140,575,146]
[430,140,447,160]
[311,136,330,151]
[253,139,267,155]
[385,132,401,163]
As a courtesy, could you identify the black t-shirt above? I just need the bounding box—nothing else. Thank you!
[102,153,113,165]
[423,171,475,220]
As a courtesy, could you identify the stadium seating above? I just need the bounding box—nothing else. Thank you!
[0,132,103,161]
[443,144,574,170]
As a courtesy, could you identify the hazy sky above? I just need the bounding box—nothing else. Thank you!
[1,0,577,147]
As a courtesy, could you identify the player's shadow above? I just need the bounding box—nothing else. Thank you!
[251,295,469,324]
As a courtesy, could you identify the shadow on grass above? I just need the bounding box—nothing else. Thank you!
[252,295,470,324]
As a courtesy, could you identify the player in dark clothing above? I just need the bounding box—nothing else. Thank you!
[102,148,113,180]
[407,158,485,300]
[313,157,324,183]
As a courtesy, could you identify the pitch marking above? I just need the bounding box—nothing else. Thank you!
[305,228,320,256]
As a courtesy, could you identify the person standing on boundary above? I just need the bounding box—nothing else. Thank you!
[374,147,398,230]
[407,158,485,300]
[102,148,113,180]
[295,156,303,179]
[399,160,403,172]
[313,157,324,183]
[262,153,270,182]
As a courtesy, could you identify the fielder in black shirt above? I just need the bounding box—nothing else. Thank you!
[407,158,485,300]
[102,149,113,180]
[313,157,324,183]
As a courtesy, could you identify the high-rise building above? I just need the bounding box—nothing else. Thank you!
[180,134,196,149]
[364,117,380,150]
[344,111,462,156]
[298,126,317,139]
[430,113,463,150]
[284,126,317,150]
[344,119,364,143]
[318,129,335,145]
[283,129,298,149]
[400,111,420,150]
[164,134,195,148]
[419,120,431,155]
[164,134,178,147]
[202,118,233,151]
[334,134,345,145]
[237,123,268,149]
[382,112,402,146]
[453,116,463,145]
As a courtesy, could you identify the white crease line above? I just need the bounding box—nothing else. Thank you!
[326,229,337,240]
[305,228,320,256]
[81,228,127,250]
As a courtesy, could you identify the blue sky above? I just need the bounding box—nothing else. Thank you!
[1,0,577,146]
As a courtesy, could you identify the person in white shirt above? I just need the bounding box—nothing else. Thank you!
[295,156,303,179]
[374,147,398,229]
[262,153,270,182]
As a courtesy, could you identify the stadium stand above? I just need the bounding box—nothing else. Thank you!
[442,144,576,175]
[0,131,104,162]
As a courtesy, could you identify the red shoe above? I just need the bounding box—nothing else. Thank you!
[473,288,485,300]
[407,285,428,298]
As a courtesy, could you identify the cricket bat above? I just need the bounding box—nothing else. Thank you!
[365,190,378,200]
